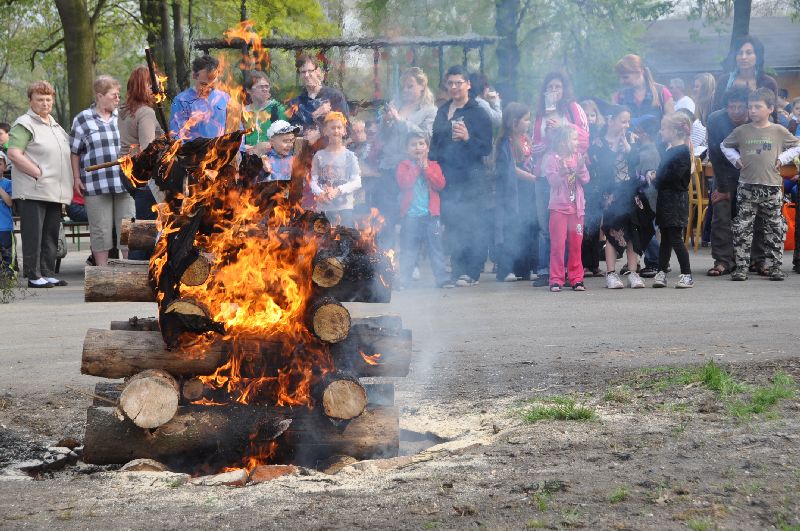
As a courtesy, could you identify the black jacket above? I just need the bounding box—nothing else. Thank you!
[706,109,741,193]
[429,97,492,195]
[655,145,691,228]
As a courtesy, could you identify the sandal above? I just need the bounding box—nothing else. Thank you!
[706,264,730,277]
[757,266,770,277]
[550,284,562,292]
[572,281,586,291]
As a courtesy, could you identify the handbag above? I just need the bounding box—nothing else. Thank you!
[56,222,68,259]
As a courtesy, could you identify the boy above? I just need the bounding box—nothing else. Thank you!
[258,120,301,183]
[722,87,800,281]
[0,152,14,276]
[348,119,378,218]
[396,129,452,289]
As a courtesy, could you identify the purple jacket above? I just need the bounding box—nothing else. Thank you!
[543,152,590,216]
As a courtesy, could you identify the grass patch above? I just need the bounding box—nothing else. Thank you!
[635,361,744,396]
[525,519,547,529]
[727,372,796,419]
[609,486,628,503]
[519,396,596,423]
[603,385,633,403]
[687,518,713,531]
[532,491,551,512]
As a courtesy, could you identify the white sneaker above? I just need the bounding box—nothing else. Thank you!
[455,275,478,287]
[628,271,645,289]
[412,267,421,281]
[676,274,694,289]
[503,273,517,282]
[606,272,624,289]
[652,271,667,288]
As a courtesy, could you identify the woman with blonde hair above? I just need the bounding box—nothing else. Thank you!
[691,73,716,150]
[613,54,674,121]
[376,67,438,248]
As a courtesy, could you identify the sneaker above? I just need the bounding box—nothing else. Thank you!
[639,266,658,278]
[606,272,624,289]
[27,278,53,288]
[652,271,667,288]
[628,271,645,289]
[676,274,694,289]
[550,284,561,292]
[44,277,68,286]
[438,280,456,289]
[731,268,748,281]
[572,281,586,291]
[455,275,478,287]
[412,267,421,281]
[503,273,518,282]
[769,267,785,281]
[532,274,549,287]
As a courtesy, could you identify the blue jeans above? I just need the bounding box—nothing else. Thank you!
[644,223,660,268]
[534,178,550,275]
[398,215,449,285]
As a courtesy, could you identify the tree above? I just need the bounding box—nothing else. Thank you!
[54,0,102,120]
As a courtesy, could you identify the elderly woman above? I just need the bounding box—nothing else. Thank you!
[242,71,288,153]
[6,81,72,288]
[70,75,133,267]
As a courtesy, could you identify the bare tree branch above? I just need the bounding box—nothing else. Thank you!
[106,2,145,26]
[90,0,109,25]
[516,0,532,30]
[29,37,65,70]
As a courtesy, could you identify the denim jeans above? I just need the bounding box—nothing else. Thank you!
[534,178,550,275]
[398,215,449,285]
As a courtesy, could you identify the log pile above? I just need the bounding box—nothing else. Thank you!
[79,131,406,471]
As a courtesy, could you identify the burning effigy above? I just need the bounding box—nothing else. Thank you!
[77,41,408,472]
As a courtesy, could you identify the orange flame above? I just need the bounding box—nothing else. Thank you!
[360,352,382,366]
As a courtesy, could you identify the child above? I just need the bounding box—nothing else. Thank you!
[722,87,800,281]
[396,129,451,289]
[0,152,14,276]
[787,97,800,135]
[634,115,662,278]
[311,112,362,227]
[259,120,300,183]
[652,112,693,288]
[542,125,590,292]
[348,119,379,218]
[494,102,536,282]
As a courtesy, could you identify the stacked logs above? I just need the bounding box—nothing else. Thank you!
[81,214,408,470]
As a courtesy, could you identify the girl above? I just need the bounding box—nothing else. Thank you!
[691,73,716,151]
[588,105,654,289]
[613,55,674,121]
[494,102,536,282]
[530,71,589,287]
[543,125,590,292]
[653,113,694,288]
[310,112,362,227]
[580,99,605,138]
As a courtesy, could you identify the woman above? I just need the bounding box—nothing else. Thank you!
[712,35,777,112]
[613,54,675,121]
[691,73,716,151]
[377,67,437,249]
[588,104,654,289]
[118,66,164,259]
[530,71,589,287]
[242,71,287,153]
[70,75,133,267]
[6,81,72,288]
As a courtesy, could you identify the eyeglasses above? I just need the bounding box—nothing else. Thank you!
[446,81,466,88]
[299,68,317,75]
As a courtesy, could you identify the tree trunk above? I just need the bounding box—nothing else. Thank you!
[84,266,155,302]
[494,0,520,103]
[726,0,752,71]
[81,328,412,378]
[54,0,97,120]
[159,0,178,98]
[83,405,399,467]
[118,369,180,428]
[172,0,189,90]
[314,371,368,420]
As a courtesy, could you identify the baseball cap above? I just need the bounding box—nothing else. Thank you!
[266,120,301,139]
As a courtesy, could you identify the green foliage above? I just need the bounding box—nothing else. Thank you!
[518,395,596,423]
[609,485,629,503]
[727,372,796,419]
[603,385,633,403]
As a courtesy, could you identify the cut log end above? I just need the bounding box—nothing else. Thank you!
[118,369,180,429]
[319,373,368,420]
[312,256,344,288]
[180,254,212,286]
[182,377,206,402]
[310,299,351,344]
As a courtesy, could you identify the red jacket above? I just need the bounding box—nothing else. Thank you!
[396,159,446,217]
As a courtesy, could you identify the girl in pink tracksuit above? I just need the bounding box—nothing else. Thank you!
[543,125,590,292]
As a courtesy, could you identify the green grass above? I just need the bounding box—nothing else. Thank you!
[635,361,745,396]
[609,486,628,503]
[519,396,596,423]
[532,491,551,512]
[687,518,713,531]
[728,372,796,419]
[525,519,547,529]
[603,385,633,403]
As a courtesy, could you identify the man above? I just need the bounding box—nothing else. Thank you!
[707,87,751,276]
[288,53,349,136]
[670,78,695,115]
[429,65,492,287]
[169,55,230,140]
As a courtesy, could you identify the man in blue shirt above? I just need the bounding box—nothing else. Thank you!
[170,55,230,140]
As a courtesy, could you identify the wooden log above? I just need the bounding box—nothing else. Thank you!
[312,254,345,288]
[81,328,411,378]
[108,314,402,332]
[82,405,399,467]
[84,266,155,303]
[107,258,150,268]
[110,316,160,331]
[119,218,134,246]
[126,219,159,252]
[180,254,211,286]
[159,297,222,347]
[93,381,395,407]
[118,369,180,428]
[314,371,368,420]
[308,297,350,344]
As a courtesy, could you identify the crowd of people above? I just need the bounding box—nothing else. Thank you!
[2,34,800,293]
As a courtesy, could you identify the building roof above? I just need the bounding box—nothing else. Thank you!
[644,16,800,76]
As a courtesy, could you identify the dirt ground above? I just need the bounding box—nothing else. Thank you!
[0,249,799,530]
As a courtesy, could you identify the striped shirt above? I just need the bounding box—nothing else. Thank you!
[69,104,125,195]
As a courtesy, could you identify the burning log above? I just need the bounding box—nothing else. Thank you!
[159,297,224,347]
[118,369,180,429]
[308,297,351,344]
[181,377,206,402]
[81,328,411,379]
[109,315,403,332]
[82,405,398,467]
[120,219,159,252]
[179,254,212,286]
[84,266,154,303]
[314,371,368,420]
